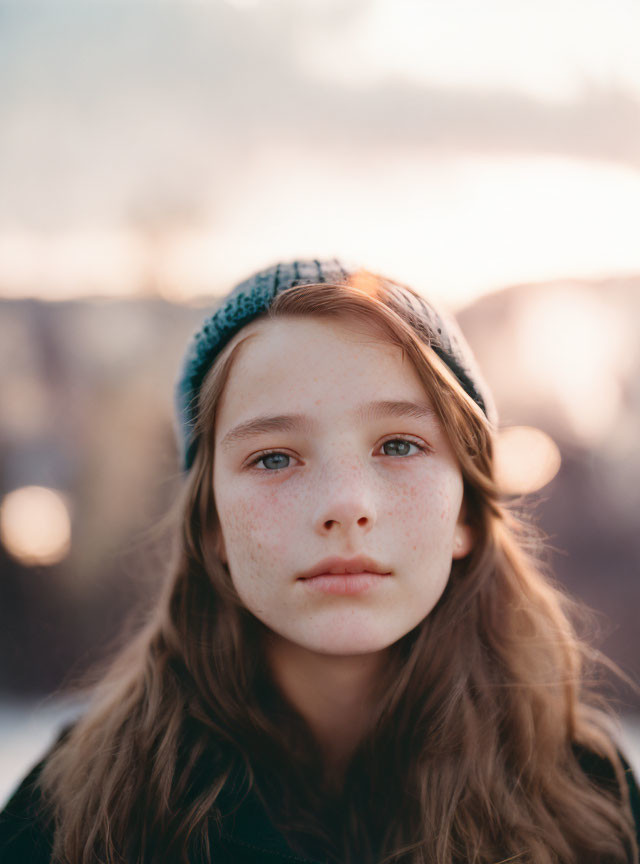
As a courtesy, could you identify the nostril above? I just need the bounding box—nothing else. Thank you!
[323,516,370,530]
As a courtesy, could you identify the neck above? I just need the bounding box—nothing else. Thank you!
[265,634,388,783]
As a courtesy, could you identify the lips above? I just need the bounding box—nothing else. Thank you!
[298,555,392,580]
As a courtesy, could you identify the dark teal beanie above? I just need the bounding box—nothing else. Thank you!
[174,258,494,471]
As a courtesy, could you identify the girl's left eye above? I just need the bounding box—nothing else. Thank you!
[380,438,428,457]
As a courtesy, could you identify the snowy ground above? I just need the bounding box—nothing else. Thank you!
[1,699,640,808]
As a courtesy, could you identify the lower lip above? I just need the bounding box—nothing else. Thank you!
[299,572,391,595]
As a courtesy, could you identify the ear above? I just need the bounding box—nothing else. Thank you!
[452,501,474,559]
[452,523,473,559]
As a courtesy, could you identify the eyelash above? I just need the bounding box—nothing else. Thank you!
[247,437,432,471]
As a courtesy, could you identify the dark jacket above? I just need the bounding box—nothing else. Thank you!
[0,723,322,864]
[2,724,640,864]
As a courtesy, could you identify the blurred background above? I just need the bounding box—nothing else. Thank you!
[1,0,639,804]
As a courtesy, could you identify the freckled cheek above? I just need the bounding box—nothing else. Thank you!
[218,487,302,560]
[389,476,461,541]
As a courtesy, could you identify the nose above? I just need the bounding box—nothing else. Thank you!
[312,456,378,537]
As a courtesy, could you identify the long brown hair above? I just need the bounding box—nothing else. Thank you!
[39,275,638,863]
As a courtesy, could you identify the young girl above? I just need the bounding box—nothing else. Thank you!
[1,259,639,864]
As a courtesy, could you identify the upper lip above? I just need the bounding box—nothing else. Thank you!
[298,555,392,580]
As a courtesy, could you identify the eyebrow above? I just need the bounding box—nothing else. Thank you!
[219,400,438,452]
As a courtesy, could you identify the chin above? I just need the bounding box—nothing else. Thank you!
[302,628,401,657]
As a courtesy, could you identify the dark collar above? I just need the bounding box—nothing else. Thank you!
[214,766,327,864]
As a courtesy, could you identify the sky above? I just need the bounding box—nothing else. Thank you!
[0,0,639,307]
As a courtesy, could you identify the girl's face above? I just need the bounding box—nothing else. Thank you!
[212,316,472,657]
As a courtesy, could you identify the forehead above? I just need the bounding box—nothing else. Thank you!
[216,315,430,424]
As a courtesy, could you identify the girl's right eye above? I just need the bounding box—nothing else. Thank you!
[248,451,293,471]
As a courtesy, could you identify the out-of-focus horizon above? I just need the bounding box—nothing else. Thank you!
[1,0,640,306]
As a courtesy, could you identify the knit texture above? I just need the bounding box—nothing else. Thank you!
[174,258,494,471]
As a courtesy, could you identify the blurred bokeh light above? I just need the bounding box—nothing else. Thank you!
[0,486,72,567]
[494,426,562,496]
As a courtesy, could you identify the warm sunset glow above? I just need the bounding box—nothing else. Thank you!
[0,486,72,566]
[1,2,638,303]
[513,290,637,444]
[494,426,561,495]
[2,155,637,308]
[0,231,145,300]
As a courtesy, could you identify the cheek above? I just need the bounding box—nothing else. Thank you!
[399,478,462,607]
[216,483,302,568]
[391,474,461,544]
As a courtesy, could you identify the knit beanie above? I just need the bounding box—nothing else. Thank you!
[174,258,496,471]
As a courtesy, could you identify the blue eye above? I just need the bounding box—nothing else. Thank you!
[381,438,425,457]
[249,438,427,471]
[252,452,291,470]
